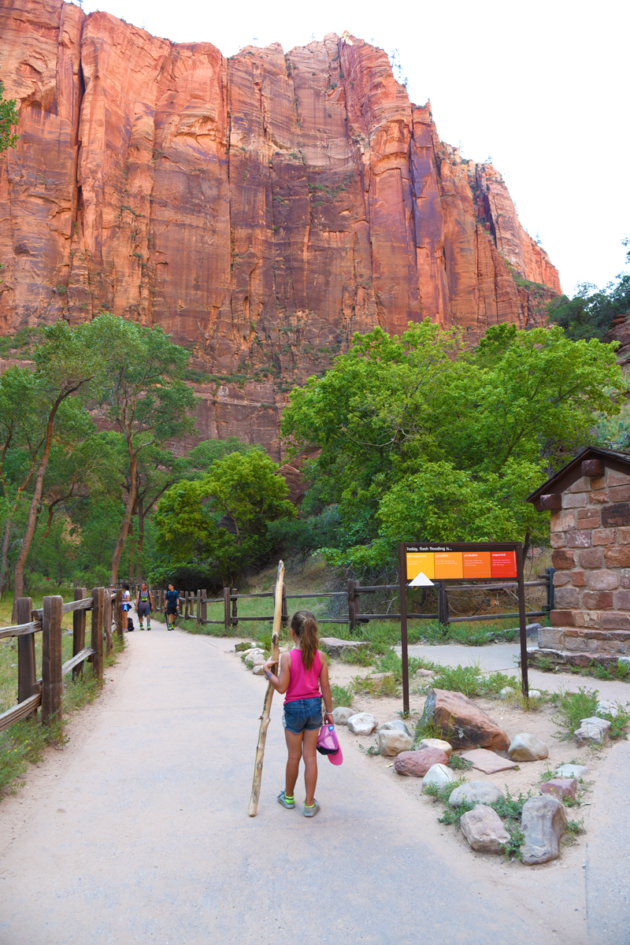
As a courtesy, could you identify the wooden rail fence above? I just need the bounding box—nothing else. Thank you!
[137,569,554,634]
[0,587,123,735]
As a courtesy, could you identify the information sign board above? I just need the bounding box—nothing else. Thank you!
[398,541,529,713]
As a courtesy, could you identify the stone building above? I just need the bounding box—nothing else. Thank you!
[527,446,630,661]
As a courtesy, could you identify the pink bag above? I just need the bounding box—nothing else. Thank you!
[316,724,343,765]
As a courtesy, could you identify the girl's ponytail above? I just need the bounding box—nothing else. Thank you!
[290,610,319,670]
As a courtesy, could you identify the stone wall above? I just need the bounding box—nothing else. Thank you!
[541,467,630,656]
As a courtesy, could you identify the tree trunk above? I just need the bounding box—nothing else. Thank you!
[13,396,63,601]
[136,501,145,583]
[128,520,135,583]
[0,518,12,600]
[110,448,137,585]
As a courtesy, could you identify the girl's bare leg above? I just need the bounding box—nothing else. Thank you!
[302,728,319,806]
[284,729,303,797]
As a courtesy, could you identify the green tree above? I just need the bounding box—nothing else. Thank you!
[155,449,295,586]
[89,315,198,583]
[281,320,624,572]
[0,80,19,154]
[547,240,630,341]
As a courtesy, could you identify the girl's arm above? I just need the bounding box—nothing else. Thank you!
[319,659,334,723]
[263,651,291,694]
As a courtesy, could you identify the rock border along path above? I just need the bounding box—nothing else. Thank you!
[0,622,614,944]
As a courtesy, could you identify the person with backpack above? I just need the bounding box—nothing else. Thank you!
[136,583,153,631]
[263,610,334,818]
[122,584,133,632]
[164,584,179,630]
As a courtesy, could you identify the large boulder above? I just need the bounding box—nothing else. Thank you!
[574,717,611,746]
[507,733,549,762]
[448,780,504,808]
[420,689,510,751]
[521,795,567,865]
[319,638,370,658]
[394,747,449,777]
[378,729,413,757]
[460,805,511,854]
[347,713,378,736]
[422,763,455,792]
[332,707,354,725]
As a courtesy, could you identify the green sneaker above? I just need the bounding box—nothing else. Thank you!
[277,791,295,810]
[303,800,320,818]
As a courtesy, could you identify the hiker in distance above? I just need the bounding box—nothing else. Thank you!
[122,584,133,631]
[136,582,153,631]
[263,611,334,818]
[164,583,179,630]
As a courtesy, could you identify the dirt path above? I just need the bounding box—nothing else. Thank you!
[0,623,622,944]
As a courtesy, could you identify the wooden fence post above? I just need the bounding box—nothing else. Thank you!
[232,588,238,629]
[281,584,287,629]
[115,587,123,639]
[103,591,113,657]
[73,587,88,679]
[42,595,63,725]
[91,587,105,685]
[354,581,361,626]
[347,579,355,632]
[224,587,231,632]
[17,597,36,718]
[202,590,207,624]
[196,589,202,626]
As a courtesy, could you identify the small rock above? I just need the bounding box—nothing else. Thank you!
[449,780,504,808]
[422,763,455,792]
[252,663,267,676]
[418,737,452,757]
[528,690,542,699]
[394,747,449,777]
[420,689,510,751]
[508,733,549,762]
[500,687,516,700]
[541,778,578,802]
[379,719,411,736]
[574,717,611,746]
[332,707,354,725]
[555,763,589,779]
[521,795,567,865]
[460,749,518,774]
[415,668,435,678]
[596,700,619,718]
[378,729,414,757]
[460,804,511,854]
[347,712,378,736]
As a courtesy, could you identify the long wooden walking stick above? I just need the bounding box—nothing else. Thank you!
[248,560,284,816]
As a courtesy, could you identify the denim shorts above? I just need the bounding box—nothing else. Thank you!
[282,697,322,734]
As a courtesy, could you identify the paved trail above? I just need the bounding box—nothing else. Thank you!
[0,623,627,944]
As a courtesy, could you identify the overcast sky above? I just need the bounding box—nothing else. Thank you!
[80,0,629,296]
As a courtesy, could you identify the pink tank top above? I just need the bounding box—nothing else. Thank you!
[284,648,322,704]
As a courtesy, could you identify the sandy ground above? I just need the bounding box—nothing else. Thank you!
[0,626,627,944]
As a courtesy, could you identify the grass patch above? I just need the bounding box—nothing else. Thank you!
[552,688,599,739]
[331,684,353,708]
[429,663,520,699]
[448,754,472,771]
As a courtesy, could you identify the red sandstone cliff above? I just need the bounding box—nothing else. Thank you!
[0,0,561,457]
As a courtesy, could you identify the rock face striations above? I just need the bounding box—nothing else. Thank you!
[0,1,560,454]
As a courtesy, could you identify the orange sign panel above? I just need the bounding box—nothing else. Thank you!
[491,551,517,578]
[406,553,435,580]
[463,551,492,579]
[434,552,463,580]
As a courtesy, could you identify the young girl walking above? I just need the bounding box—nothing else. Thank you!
[263,611,334,818]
